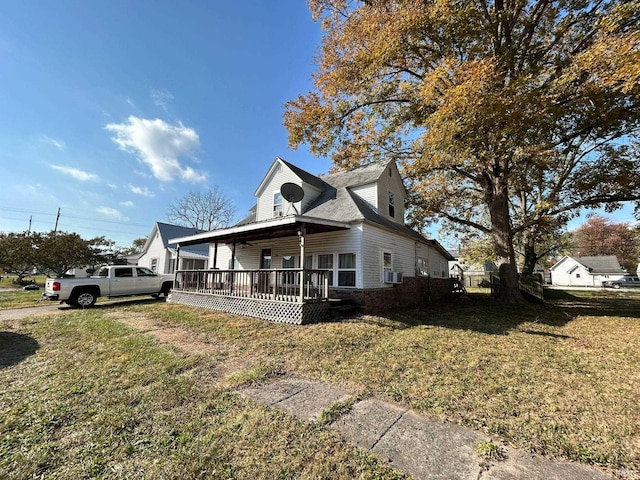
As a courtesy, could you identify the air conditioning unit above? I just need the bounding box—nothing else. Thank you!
[384,271,403,284]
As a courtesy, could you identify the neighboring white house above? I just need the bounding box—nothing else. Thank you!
[137,222,209,274]
[168,158,453,321]
[550,255,626,287]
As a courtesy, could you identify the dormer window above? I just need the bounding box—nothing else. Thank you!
[388,191,395,218]
[273,192,283,217]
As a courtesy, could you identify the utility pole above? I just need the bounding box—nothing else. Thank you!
[54,208,61,234]
[27,216,32,235]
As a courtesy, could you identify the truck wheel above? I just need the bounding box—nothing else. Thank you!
[160,282,172,297]
[613,284,621,289]
[72,291,97,308]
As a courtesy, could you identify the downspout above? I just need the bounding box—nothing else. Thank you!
[213,241,218,269]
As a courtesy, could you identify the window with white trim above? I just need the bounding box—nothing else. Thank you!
[382,251,392,281]
[317,254,333,286]
[273,192,283,217]
[388,191,395,218]
[338,253,356,287]
[282,255,297,268]
[416,257,428,276]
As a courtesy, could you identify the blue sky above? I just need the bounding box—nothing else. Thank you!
[0,0,331,248]
[0,1,635,251]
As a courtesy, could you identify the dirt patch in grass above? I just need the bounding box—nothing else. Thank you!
[1,310,408,479]
[106,311,264,383]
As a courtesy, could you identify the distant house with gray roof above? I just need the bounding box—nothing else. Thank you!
[137,222,209,274]
[167,158,453,321]
[550,255,626,287]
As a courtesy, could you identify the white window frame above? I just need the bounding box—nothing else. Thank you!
[416,256,429,276]
[317,253,334,286]
[338,252,356,287]
[382,251,393,282]
[273,191,283,217]
[388,191,395,218]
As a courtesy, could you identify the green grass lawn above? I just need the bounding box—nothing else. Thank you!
[1,289,638,477]
[0,290,47,309]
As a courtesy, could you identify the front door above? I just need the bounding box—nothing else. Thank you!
[260,249,272,269]
[258,248,272,293]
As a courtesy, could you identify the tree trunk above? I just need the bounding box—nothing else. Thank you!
[488,180,524,304]
[522,242,538,276]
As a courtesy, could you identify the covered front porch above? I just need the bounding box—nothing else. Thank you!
[167,216,352,324]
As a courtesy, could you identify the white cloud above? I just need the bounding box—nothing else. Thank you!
[43,136,66,151]
[106,116,206,183]
[129,184,155,197]
[96,206,128,221]
[51,165,99,182]
[120,200,134,208]
[151,89,174,112]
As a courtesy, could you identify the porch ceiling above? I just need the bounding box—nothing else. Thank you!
[169,216,351,247]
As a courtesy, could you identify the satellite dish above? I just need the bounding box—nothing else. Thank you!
[280,183,304,203]
[280,183,304,215]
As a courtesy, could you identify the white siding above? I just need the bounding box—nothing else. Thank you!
[362,224,449,288]
[255,161,322,221]
[138,229,173,274]
[207,228,365,288]
[550,258,624,286]
[351,183,379,212]
[375,163,406,225]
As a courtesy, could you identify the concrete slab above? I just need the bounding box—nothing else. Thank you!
[273,381,352,422]
[237,379,617,480]
[237,379,309,406]
[482,449,614,480]
[371,409,486,480]
[333,398,407,450]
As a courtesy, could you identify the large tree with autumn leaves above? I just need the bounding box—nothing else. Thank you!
[285,0,640,302]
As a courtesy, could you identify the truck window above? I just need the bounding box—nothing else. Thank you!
[97,267,109,277]
[114,268,133,278]
[136,267,155,277]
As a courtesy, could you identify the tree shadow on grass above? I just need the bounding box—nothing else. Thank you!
[543,288,640,319]
[359,289,640,335]
[0,332,39,368]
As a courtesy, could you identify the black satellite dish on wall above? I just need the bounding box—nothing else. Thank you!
[280,183,304,215]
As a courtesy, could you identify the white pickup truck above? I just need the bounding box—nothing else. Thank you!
[42,265,174,308]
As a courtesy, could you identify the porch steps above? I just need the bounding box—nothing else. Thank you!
[328,298,361,318]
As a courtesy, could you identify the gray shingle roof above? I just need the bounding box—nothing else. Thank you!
[574,255,625,274]
[232,160,452,260]
[155,222,209,256]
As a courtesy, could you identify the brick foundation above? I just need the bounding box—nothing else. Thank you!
[331,277,454,315]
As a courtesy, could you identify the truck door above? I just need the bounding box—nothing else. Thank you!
[111,267,136,296]
[135,267,158,294]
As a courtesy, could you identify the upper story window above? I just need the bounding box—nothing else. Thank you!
[273,192,283,217]
[388,191,395,218]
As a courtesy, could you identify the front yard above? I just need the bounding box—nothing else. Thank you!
[1,290,638,478]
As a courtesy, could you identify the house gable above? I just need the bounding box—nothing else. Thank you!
[138,222,208,274]
[321,161,407,225]
[254,158,325,221]
[550,255,625,287]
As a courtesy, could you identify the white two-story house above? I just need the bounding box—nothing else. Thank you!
[168,158,453,324]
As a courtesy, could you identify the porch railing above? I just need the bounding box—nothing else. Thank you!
[173,269,330,303]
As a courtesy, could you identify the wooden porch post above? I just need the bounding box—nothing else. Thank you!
[298,226,306,303]
[173,245,180,290]
[213,241,218,269]
[230,241,236,295]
